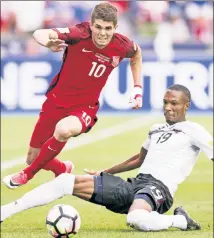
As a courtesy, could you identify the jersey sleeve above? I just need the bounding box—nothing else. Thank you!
[115,34,138,58]
[53,22,90,44]
[190,123,213,160]
[142,124,156,150]
[142,138,150,150]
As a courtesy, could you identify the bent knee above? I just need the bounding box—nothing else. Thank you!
[56,173,73,181]
[54,127,71,140]
[26,156,35,165]
[26,148,40,165]
[54,173,75,195]
[55,117,82,140]
[127,209,151,231]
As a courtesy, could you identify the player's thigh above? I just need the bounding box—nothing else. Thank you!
[97,173,134,213]
[69,103,99,135]
[30,99,65,148]
[129,198,153,213]
[134,174,173,214]
[54,115,83,138]
[26,147,40,165]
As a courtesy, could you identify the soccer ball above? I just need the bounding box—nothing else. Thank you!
[46,204,81,237]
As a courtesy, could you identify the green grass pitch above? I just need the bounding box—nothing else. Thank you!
[1,114,213,238]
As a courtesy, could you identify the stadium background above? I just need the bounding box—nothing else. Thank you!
[1,1,213,238]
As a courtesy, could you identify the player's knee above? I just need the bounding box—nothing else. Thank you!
[55,121,80,140]
[26,155,35,165]
[26,150,38,165]
[54,125,71,140]
[54,173,75,195]
[26,158,32,165]
[127,209,151,231]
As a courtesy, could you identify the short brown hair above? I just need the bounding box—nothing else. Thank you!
[91,3,118,26]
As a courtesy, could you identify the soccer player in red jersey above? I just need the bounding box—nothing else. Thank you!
[3,3,143,188]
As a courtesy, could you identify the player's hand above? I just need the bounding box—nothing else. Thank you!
[46,39,68,52]
[129,85,143,109]
[83,169,104,176]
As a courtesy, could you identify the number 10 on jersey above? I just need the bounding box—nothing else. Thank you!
[89,62,106,78]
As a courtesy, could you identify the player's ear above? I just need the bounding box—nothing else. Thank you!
[185,101,190,110]
[89,21,93,30]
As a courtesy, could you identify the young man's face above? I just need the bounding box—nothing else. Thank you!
[90,19,117,49]
[163,90,190,125]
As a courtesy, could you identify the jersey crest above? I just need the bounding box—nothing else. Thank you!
[112,56,120,67]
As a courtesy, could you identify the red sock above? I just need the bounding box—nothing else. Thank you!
[23,136,66,179]
[43,158,66,176]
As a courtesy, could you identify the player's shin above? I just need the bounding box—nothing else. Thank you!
[24,136,66,179]
[1,174,75,221]
[43,157,66,176]
[127,209,187,231]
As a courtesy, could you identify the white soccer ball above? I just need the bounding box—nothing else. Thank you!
[46,204,81,237]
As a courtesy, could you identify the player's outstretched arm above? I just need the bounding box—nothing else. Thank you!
[33,29,68,52]
[129,45,143,109]
[84,147,147,176]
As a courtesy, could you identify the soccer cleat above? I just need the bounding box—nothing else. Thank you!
[174,206,201,230]
[2,171,28,189]
[64,161,75,173]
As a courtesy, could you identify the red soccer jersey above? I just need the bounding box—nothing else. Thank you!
[46,22,137,108]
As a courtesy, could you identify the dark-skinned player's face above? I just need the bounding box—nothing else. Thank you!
[163,90,190,125]
[90,19,117,49]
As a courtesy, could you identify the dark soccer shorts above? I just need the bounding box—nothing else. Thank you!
[90,172,173,214]
[30,98,99,148]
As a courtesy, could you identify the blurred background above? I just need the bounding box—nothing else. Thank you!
[1,0,213,113]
